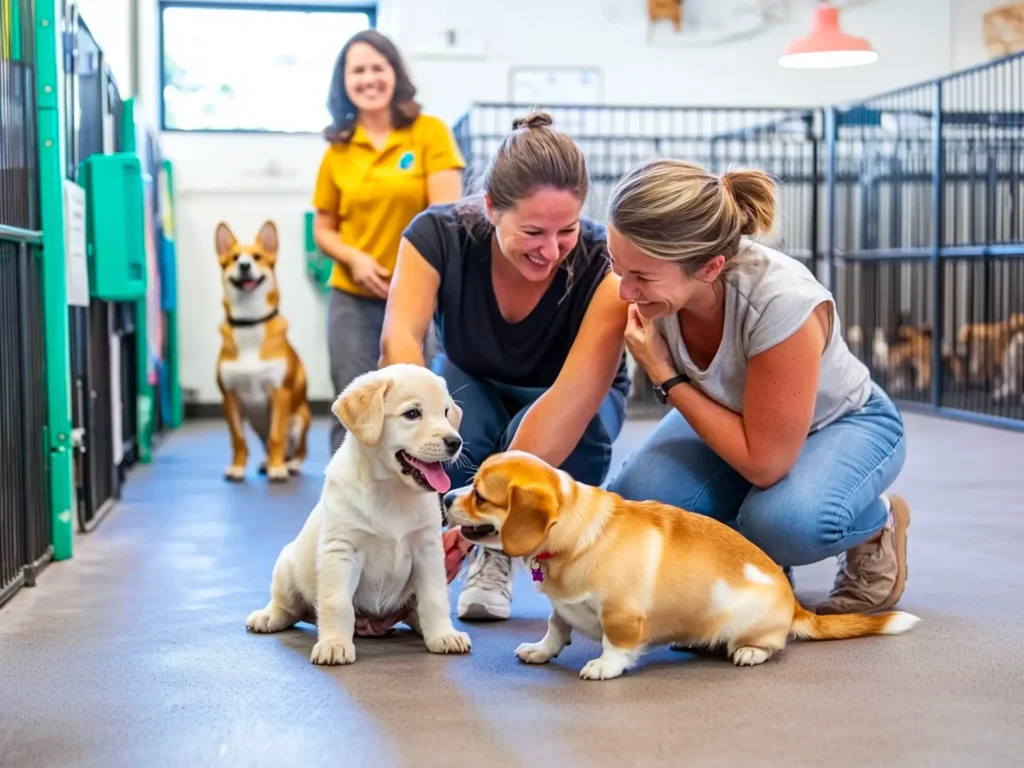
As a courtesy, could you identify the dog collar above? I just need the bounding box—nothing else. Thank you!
[529,551,554,582]
[228,308,279,328]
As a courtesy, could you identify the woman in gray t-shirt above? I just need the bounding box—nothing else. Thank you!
[605,158,909,618]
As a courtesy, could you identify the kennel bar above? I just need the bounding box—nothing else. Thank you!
[826,50,1024,429]
[62,11,126,532]
[452,103,823,419]
[0,0,57,607]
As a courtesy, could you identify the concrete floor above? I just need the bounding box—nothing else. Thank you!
[1,413,1023,768]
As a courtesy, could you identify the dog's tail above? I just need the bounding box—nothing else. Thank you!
[789,603,919,641]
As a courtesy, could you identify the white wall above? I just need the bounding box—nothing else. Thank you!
[951,0,1016,70]
[135,0,994,405]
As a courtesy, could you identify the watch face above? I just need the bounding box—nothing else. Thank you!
[653,385,667,404]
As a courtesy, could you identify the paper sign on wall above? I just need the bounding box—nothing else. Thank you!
[63,180,90,308]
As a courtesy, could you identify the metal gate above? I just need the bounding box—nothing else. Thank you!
[62,7,132,530]
[827,51,1024,429]
[0,0,54,607]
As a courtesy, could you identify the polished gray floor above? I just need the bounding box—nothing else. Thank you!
[1,413,1023,767]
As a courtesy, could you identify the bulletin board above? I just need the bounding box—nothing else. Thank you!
[508,67,603,134]
[508,67,603,106]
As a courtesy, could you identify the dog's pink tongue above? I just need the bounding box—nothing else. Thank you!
[410,458,451,494]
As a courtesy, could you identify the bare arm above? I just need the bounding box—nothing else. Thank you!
[507,273,629,468]
[312,210,362,269]
[662,303,830,489]
[379,238,441,367]
[427,169,463,205]
[313,210,390,299]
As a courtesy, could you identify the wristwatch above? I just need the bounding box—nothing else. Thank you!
[653,373,689,404]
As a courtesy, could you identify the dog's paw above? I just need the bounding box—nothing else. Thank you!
[425,630,472,655]
[286,458,303,476]
[245,607,293,634]
[515,641,560,665]
[579,655,629,681]
[266,465,289,483]
[310,638,356,666]
[224,465,246,482]
[731,646,770,667]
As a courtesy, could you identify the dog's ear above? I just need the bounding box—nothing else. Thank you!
[447,399,463,431]
[501,483,558,559]
[256,220,278,255]
[215,222,237,261]
[332,373,391,446]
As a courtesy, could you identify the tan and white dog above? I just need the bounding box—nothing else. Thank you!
[215,220,311,483]
[246,364,472,665]
[446,451,920,681]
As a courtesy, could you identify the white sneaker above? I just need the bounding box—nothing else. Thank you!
[457,547,513,621]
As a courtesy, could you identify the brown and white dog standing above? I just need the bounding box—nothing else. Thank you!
[215,220,311,483]
[447,451,920,681]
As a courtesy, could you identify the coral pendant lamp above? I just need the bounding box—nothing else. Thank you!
[779,1,879,69]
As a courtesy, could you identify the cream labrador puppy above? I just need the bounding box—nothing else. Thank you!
[246,363,472,665]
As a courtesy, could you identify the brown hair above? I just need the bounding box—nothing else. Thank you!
[607,159,777,276]
[456,110,590,243]
[324,30,420,144]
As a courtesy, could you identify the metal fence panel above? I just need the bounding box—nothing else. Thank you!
[1,0,52,606]
[63,13,130,530]
[0,242,29,605]
[831,52,1024,428]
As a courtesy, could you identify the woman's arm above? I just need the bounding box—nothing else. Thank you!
[428,169,463,205]
[656,303,830,489]
[313,211,390,298]
[506,273,629,468]
[379,238,441,367]
[312,210,358,268]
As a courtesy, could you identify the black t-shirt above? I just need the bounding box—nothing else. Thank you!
[403,203,630,396]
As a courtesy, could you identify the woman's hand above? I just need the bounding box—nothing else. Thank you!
[624,303,676,384]
[443,527,474,581]
[349,252,391,299]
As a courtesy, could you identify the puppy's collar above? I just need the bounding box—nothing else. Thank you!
[530,551,554,582]
[228,308,279,328]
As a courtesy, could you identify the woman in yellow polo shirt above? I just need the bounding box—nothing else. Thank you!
[312,29,465,451]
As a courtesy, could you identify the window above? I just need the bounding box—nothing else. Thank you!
[159,2,376,133]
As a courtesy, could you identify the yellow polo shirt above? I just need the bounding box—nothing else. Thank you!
[312,113,465,297]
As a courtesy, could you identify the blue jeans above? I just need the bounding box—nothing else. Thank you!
[431,354,626,488]
[606,384,906,567]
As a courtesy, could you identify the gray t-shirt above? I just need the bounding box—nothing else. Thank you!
[655,239,872,433]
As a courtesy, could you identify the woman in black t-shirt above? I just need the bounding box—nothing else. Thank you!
[380,111,630,622]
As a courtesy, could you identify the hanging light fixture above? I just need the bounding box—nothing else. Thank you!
[779,1,879,69]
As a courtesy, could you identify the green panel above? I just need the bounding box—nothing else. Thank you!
[33,1,57,110]
[80,153,148,301]
[161,160,182,428]
[10,0,22,61]
[119,98,153,462]
[121,97,137,152]
[35,0,73,560]
[304,211,332,292]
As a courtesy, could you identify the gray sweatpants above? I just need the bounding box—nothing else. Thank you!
[326,288,439,453]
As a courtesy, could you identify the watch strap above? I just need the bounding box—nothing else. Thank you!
[654,373,689,403]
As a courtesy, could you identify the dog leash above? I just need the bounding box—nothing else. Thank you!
[227,308,280,328]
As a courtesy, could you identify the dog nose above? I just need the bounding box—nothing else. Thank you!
[443,488,461,510]
[444,436,463,456]
[238,261,252,274]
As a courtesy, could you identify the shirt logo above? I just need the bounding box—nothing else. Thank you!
[398,151,416,171]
